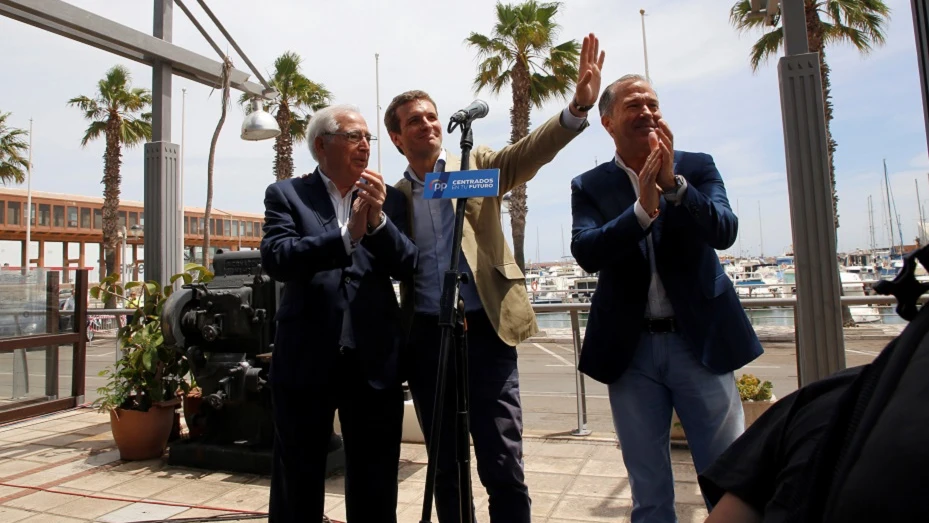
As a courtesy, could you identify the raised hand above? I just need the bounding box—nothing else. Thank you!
[356,169,386,228]
[348,196,370,241]
[655,119,675,191]
[638,133,662,216]
[572,33,606,113]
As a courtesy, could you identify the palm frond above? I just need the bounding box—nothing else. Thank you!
[120,117,152,147]
[80,120,107,147]
[748,27,784,72]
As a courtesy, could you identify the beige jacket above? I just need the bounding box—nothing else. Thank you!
[395,112,586,346]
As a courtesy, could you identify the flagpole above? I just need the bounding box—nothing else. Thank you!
[640,9,651,83]
[376,52,382,173]
[25,118,33,274]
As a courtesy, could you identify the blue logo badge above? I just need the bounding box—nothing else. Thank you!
[423,169,501,199]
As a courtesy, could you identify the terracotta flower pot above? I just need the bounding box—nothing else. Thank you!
[670,397,777,443]
[109,403,176,460]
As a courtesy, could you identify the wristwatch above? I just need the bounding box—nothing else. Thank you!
[662,175,685,196]
[572,98,594,113]
[366,211,386,234]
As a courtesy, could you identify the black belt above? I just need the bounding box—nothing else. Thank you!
[643,317,677,333]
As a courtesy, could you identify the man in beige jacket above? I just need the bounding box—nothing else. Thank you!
[385,33,605,523]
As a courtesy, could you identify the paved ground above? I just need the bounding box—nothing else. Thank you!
[0,408,708,523]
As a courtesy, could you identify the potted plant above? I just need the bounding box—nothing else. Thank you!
[669,373,776,442]
[92,265,211,460]
[737,373,776,428]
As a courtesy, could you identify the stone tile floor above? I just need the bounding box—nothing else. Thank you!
[0,408,708,522]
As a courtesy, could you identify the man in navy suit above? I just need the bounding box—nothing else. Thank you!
[260,104,418,523]
[570,75,763,523]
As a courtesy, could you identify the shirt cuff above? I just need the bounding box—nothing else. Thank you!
[340,224,357,255]
[560,105,588,131]
[663,176,689,204]
[365,212,387,236]
[634,199,657,230]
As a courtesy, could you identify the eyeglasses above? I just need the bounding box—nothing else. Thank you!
[324,131,377,143]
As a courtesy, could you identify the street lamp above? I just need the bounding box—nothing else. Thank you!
[241,98,280,141]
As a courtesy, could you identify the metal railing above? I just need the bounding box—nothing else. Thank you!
[530,293,923,437]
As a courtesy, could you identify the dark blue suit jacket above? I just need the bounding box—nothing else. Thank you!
[260,170,418,389]
[570,151,762,385]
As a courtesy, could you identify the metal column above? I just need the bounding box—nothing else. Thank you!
[913,0,929,153]
[778,0,846,386]
[145,0,182,284]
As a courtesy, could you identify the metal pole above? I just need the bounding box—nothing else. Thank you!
[25,117,33,273]
[912,0,929,154]
[180,87,186,270]
[777,0,845,385]
[569,310,590,436]
[639,9,650,83]
[917,179,925,244]
[120,226,126,286]
[758,200,764,258]
[375,53,382,173]
[145,0,182,285]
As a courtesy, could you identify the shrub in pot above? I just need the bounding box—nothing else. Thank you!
[670,373,776,442]
[93,266,210,460]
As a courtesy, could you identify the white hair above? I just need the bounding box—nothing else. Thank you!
[306,104,362,162]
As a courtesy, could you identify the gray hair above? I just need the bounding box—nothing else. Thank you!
[598,74,655,117]
[306,104,362,162]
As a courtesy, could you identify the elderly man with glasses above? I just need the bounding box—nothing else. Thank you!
[260,104,419,523]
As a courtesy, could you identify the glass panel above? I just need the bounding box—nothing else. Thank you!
[184,217,189,234]
[7,202,20,225]
[199,218,205,234]
[255,221,262,237]
[190,218,198,235]
[239,221,245,237]
[29,203,35,225]
[53,206,65,227]
[129,212,138,228]
[67,206,78,227]
[245,221,253,236]
[223,220,231,237]
[93,209,102,229]
[118,211,127,229]
[0,201,4,225]
[231,220,238,237]
[80,208,91,228]
[38,204,50,226]
[210,219,216,235]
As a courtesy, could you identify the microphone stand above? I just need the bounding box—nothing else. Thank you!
[419,117,475,523]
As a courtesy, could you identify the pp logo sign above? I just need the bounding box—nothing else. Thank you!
[423,169,500,199]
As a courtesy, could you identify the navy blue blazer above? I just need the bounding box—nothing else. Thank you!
[570,151,762,384]
[260,170,418,389]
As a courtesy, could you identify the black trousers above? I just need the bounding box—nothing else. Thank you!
[269,348,403,523]
[407,310,530,523]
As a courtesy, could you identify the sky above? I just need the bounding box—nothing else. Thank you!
[0,0,927,265]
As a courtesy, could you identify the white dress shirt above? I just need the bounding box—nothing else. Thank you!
[614,154,688,319]
[317,168,386,255]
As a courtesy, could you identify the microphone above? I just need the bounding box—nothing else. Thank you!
[449,100,489,124]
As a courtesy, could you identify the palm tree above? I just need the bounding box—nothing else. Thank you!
[729,0,890,231]
[240,51,332,180]
[68,65,152,293]
[203,57,234,268]
[0,112,29,185]
[466,0,580,272]
[729,0,890,327]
